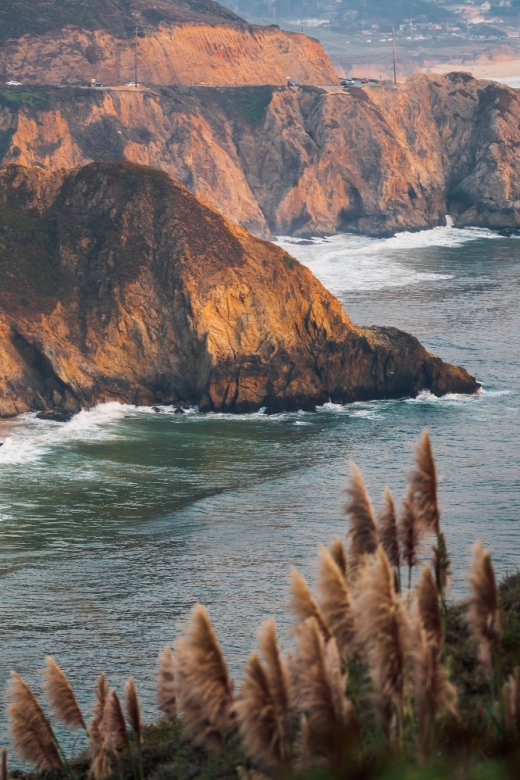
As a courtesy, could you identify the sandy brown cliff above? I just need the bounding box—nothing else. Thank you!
[1,73,519,237]
[0,162,478,417]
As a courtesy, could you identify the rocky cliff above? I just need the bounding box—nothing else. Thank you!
[1,73,519,237]
[0,0,336,87]
[0,162,478,417]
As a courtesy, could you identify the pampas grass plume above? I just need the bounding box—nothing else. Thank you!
[44,656,86,731]
[89,715,111,780]
[345,462,379,574]
[399,486,421,587]
[379,488,400,570]
[258,619,291,715]
[317,545,356,658]
[8,671,63,771]
[102,690,127,754]
[417,566,443,654]
[466,540,501,672]
[92,673,109,725]
[410,429,440,533]
[329,539,348,582]
[125,677,142,743]
[174,603,235,749]
[1,748,6,780]
[290,566,331,641]
[157,647,177,722]
[503,667,520,734]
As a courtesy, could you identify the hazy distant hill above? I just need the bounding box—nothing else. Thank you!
[0,0,243,45]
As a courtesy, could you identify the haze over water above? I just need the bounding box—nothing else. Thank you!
[0,222,519,749]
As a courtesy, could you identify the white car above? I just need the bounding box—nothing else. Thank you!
[5,80,22,86]
[126,82,139,87]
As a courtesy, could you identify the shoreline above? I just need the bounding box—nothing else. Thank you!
[422,58,520,82]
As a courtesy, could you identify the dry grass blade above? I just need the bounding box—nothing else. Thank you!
[317,545,356,658]
[345,461,378,575]
[174,603,235,749]
[157,647,177,722]
[125,677,142,743]
[399,486,421,587]
[354,547,411,731]
[378,488,400,570]
[102,690,127,754]
[237,651,290,773]
[466,540,501,673]
[291,617,357,766]
[329,539,348,582]
[290,566,331,641]
[258,619,291,715]
[8,671,63,771]
[503,667,520,734]
[88,714,111,780]
[410,429,440,533]
[44,656,86,731]
[417,566,443,656]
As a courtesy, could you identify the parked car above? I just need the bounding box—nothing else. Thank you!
[5,80,22,86]
[126,82,139,87]
[287,79,302,87]
[361,77,369,84]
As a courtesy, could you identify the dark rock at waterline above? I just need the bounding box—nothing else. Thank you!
[36,409,78,423]
[0,161,479,418]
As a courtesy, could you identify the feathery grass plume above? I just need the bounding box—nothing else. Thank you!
[92,673,109,726]
[503,667,520,734]
[399,486,421,590]
[466,540,501,674]
[317,545,356,658]
[237,651,290,773]
[1,748,6,780]
[157,647,177,722]
[125,677,142,744]
[291,617,358,767]
[290,566,331,641]
[44,656,86,731]
[413,611,457,757]
[258,619,291,716]
[433,530,452,598]
[329,539,348,582]
[345,461,379,575]
[410,429,440,534]
[353,547,411,735]
[88,714,111,780]
[102,690,128,755]
[378,488,400,570]
[8,671,63,771]
[417,566,443,656]
[174,603,235,750]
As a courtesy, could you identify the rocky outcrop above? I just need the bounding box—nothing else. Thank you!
[1,73,520,237]
[0,162,478,417]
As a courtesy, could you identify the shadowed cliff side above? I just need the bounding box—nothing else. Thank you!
[0,162,478,417]
[1,74,520,237]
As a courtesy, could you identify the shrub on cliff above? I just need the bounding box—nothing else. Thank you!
[4,431,520,780]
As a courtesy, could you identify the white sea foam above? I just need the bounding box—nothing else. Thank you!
[277,219,501,293]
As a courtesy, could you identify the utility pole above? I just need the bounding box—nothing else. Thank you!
[134,24,138,86]
[392,26,397,86]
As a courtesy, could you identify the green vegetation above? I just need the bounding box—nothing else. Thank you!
[5,431,520,780]
[282,253,299,269]
[208,86,275,126]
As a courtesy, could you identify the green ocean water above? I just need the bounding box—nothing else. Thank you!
[0,221,518,750]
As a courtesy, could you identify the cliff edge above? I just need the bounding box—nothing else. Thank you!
[0,162,478,417]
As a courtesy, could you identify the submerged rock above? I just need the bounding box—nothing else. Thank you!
[0,161,479,417]
[35,409,78,422]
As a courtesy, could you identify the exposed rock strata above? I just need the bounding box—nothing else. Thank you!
[0,162,478,417]
[1,73,519,237]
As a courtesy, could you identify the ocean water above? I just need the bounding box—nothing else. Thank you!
[0,221,519,752]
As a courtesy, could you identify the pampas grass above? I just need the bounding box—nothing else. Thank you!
[345,461,378,575]
[8,671,63,771]
[399,487,421,590]
[291,617,357,766]
[378,488,400,571]
[88,715,111,780]
[157,647,177,722]
[93,673,109,725]
[316,545,356,658]
[290,566,331,641]
[125,678,142,744]
[353,546,411,734]
[417,566,443,655]
[43,657,86,732]
[258,619,291,717]
[174,603,235,749]
[503,667,520,735]
[466,540,501,674]
[1,748,6,780]
[410,429,440,534]
[329,539,348,582]
[102,690,128,754]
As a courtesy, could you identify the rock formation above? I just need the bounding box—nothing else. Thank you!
[0,0,336,87]
[0,162,478,417]
[1,73,519,237]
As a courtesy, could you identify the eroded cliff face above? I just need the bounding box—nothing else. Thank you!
[0,162,478,417]
[1,73,519,237]
[0,24,337,87]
